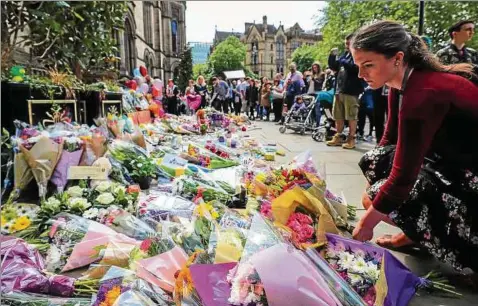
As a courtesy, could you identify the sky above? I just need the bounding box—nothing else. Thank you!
[185,1,326,42]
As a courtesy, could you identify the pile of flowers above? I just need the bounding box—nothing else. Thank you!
[227,261,268,306]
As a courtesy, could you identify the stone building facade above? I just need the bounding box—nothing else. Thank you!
[242,16,322,78]
[120,1,187,80]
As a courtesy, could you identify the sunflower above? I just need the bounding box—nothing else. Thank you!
[12,216,31,231]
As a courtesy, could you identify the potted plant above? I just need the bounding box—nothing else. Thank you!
[129,155,157,190]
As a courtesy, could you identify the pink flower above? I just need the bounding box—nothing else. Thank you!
[295,213,313,225]
[363,287,376,306]
[140,239,152,252]
[298,224,315,242]
[260,202,273,219]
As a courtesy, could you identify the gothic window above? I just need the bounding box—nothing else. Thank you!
[270,69,273,78]
[124,18,135,76]
[270,43,273,50]
[270,55,273,64]
[112,29,121,70]
[291,41,300,52]
[149,56,154,75]
[171,20,178,53]
[143,2,153,44]
[251,40,258,65]
[276,36,285,73]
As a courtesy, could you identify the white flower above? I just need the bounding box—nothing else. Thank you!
[45,244,62,272]
[137,163,143,168]
[348,272,364,285]
[67,186,85,198]
[113,185,126,195]
[68,197,91,210]
[95,181,112,193]
[96,193,115,205]
[43,197,61,210]
[337,252,355,270]
[364,262,380,281]
[350,257,368,274]
[326,247,338,259]
[83,208,99,219]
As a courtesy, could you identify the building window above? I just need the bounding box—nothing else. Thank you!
[276,37,285,73]
[270,43,273,50]
[291,41,300,52]
[112,29,121,71]
[270,55,273,64]
[171,20,178,53]
[251,40,258,65]
[149,57,154,75]
[270,69,273,78]
[124,18,135,76]
[143,2,153,44]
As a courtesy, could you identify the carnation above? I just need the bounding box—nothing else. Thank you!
[44,197,61,210]
[67,186,85,198]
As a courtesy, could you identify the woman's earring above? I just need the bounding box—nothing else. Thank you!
[395,61,400,66]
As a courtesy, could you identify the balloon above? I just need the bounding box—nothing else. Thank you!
[133,68,141,77]
[153,79,163,90]
[139,66,147,77]
[152,87,160,97]
[134,76,144,86]
[139,83,149,94]
[126,80,138,90]
[145,75,151,83]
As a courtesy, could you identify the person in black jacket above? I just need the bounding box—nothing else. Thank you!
[326,33,364,149]
[245,79,258,119]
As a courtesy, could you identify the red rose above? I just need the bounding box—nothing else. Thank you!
[295,213,313,225]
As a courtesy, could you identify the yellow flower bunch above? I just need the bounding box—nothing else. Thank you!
[99,286,121,306]
[12,216,31,232]
[195,202,219,219]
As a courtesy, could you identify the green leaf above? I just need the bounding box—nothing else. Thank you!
[72,11,84,22]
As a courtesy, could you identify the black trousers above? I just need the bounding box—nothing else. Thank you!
[234,102,241,116]
[273,98,283,122]
[358,106,374,136]
[372,91,388,142]
[167,98,178,115]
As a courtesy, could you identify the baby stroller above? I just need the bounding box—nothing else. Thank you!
[311,93,348,142]
[279,94,316,135]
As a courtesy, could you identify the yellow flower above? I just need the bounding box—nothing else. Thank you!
[211,210,219,220]
[104,286,121,305]
[12,216,31,232]
[1,215,6,226]
[204,203,214,212]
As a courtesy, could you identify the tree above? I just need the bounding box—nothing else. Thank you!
[2,1,127,79]
[176,47,193,91]
[192,63,208,81]
[208,36,246,76]
[291,44,321,72]
[314,1,478,65]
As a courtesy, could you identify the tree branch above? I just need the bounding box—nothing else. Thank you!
[32,28,50,46]
[38,37,58,59]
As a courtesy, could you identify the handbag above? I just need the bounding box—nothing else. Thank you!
[272,90,284,100]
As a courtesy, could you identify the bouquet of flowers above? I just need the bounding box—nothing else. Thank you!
[189,214,342,306]
[41,213,139,273]
[137,192,196,228]
[50,136,84,192]
[1,236,100,298]
[91,266,135,306]
[270,186,339,248]
[182,143,239,169]
[310,234,424,306]
[1,292,91,306]
[1,203,39,234]
[172,176,233,204]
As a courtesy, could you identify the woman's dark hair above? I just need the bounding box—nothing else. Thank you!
[351,20,476,80]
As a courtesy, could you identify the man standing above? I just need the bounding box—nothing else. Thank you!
[326,33,364,149]
[436,20,477,65]
[239,77,250,114]
[211,77,229,113]
[165,79,179,115]
[282,63,304,123]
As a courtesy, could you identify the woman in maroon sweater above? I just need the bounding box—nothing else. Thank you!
[351,21,478,271]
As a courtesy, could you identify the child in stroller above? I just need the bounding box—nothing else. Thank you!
[290,96,308,120]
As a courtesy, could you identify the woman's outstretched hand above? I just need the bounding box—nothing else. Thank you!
[352,205,387,242]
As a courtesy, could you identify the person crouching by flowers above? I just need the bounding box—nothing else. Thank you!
[350,20,478,273]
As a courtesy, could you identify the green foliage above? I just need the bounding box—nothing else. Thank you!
[208,36,246,76]
[192,63,209,81]
[176,47,193,91]
[291,44,322,73]
[3,1,128,79]
[314,1,478,65]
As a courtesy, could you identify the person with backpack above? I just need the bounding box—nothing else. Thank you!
[351,21,478,273]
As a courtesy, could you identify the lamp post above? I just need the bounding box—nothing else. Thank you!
[418,0,425,35]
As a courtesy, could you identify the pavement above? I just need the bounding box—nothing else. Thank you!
[247,120,475,306]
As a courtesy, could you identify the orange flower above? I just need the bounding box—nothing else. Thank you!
[104,286,121,306]
[127,185,140,194]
